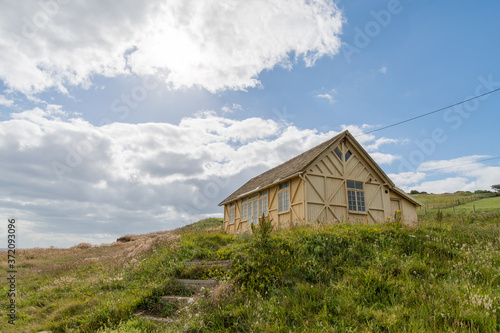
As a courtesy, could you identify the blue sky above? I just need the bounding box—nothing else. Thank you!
[1,0,499,248]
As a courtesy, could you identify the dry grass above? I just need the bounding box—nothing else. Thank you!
[0,229,181,333]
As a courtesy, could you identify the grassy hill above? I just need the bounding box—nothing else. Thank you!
[414,192,499,217]
[436,196,500,214]
[2,210,500,332]
[412,192,496,209]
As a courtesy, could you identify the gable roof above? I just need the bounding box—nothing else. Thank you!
[218,130,422,206]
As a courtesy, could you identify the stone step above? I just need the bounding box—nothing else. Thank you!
[175,278,219,291]
[183,259,231,268]
[133,311,177,324]
[161,295,195,305]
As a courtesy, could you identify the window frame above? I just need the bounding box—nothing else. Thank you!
[345,150,352,162]
[278,181,290,213]
[346,180,366,213]
[240,190,268,224]
[228,202,236,224]
[334,147,342,160]
[241,198,248,221]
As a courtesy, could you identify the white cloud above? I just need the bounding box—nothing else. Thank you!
[417,155,489,173]
[0,94,14,107]
[365,137,399,152]
[408,177,474,194]
[391,156,500,193]
[316,88,337,104]
[370,152,399,165]
[317,93,336,104]
[378,66,387,74]
[388,172,426,187]
[0,0,343,95]
[221,104,243,114]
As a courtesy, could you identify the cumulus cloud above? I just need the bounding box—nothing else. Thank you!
[370,152,399,165]
[316,88,337,104]
[408,177,474,194]
[317,94,335,104]
[387,172,426,187]
[221,104,243,114]
[364,137,399,152]
[0,0,343,95]
[417,155,490,173]
[0,94,14,107]
[391,156,500,193]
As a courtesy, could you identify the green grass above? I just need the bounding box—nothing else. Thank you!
[413,192,495,208]
[189,217,500,332]
[420,196,500,216]
[174,217,223,234]
[451,196,500,212]
[4,213,500,332]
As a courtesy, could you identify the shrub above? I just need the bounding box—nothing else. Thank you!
[251,214,274,247]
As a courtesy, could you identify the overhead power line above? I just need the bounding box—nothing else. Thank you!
[417,156,500,173]
[356,87,500,137]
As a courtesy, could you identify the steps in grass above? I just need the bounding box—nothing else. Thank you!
[174,278,219,291]
[183,259,232,269]
[134,260,227,324]
[161,295,195,306]
[134,311,178,324]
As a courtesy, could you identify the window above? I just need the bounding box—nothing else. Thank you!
[334,147,342,160]
[242,191,268,224]
[279,181,289,190]
[345,150,352,161]
[347,180,365,212]
[247,201,253,222]
[241,198,248,221]
[229,202,235,223]
[259,197,268,217]
[278,181,290,212]
[252,199,258,224]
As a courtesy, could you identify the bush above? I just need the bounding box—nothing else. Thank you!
[232,216,297,293]
[251,214,274,247]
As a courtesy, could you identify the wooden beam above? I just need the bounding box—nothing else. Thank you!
[326,205,340,222]
[367,185,381,207]
[326,153,343,176]
[305,175,325,202]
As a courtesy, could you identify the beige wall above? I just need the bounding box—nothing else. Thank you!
[223,177,306,233]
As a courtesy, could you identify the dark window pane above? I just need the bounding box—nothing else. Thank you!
[345,150,352,161]
[334,147,342,160]
[279,181,289,190]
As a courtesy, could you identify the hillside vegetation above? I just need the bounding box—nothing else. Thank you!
[413,192,496,210]
[2,209,500,332]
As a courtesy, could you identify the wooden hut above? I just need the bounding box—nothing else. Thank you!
[219,130,422,233]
